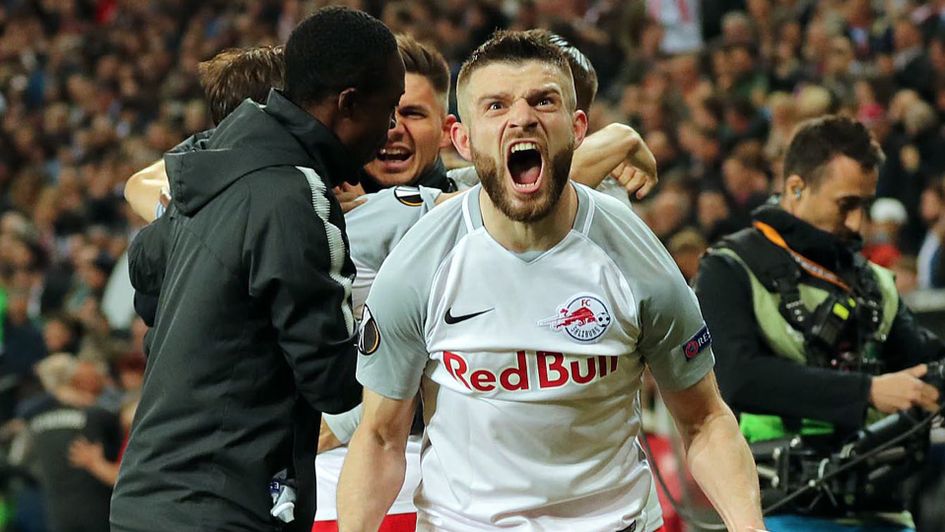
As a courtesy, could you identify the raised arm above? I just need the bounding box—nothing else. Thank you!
[125,159,169,223]
[660,371,765,531]
[337,389,416,532]
[570,122,658,199]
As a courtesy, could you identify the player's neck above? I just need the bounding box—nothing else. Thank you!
[480,184,578,254]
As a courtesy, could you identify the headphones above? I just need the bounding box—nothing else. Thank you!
[794,188,802,200]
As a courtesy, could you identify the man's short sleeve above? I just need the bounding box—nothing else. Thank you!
[346,186,441,314]
[355,211,448,400]
[638,277,715,391]
[356,271,430,400]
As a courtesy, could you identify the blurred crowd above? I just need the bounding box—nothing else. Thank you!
[4,0,945,530]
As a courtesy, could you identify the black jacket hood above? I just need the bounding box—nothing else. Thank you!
[165,89,361,216]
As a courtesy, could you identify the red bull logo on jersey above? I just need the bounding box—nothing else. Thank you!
[538,296,612,343]
[442,351,620,392]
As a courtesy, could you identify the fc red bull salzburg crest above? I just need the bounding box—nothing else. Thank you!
[538,295,612,343]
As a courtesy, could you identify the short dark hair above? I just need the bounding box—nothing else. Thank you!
[198,46,285,125]
[397,33,450,106]
[525,29,598,111]
[284,7,398,107]
[783,115,885,188]
[456,30,575,118]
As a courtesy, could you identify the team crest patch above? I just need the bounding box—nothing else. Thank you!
[394,186,423,207]
[538,295,612,343]
[682,324,711,360]
[358,305,380,355]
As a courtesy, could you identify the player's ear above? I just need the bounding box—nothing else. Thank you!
[440,114,458,149]
[450,120,472,161]
[572,109,588,148]
[337,87,358,118]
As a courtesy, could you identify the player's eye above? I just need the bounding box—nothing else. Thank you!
[487,102,504,111]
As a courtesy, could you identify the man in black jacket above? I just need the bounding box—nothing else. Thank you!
[695,115,942,530]
[110,7,405,532]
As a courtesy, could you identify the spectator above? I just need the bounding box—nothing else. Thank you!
[918,179,945,288]
[0,284,47,422]
[668,228,709,281]
[892,255,919,297]
[863,197,908,267]
[20,355,121,532]
[4,0,945,528]
[893,16,934,98]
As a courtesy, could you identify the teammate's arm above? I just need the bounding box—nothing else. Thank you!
[318,403,364,453]
[570,122,658,199]
[337,389,415,532]
[125,160,169,223]
[317,418,343,453]
[660,371,766,531]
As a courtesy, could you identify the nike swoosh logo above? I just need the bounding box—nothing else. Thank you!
[444,307,494,325]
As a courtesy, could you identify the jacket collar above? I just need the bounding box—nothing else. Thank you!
[264,89,362,186]
[752,204,863,272]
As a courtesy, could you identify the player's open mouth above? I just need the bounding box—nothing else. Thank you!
[376,146,413,171]
[507,140,544,194]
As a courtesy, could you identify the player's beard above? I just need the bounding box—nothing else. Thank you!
[472,141,574,223]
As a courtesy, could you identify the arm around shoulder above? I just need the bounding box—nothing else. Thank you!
[125,159,168,223]
[570,123,657,196]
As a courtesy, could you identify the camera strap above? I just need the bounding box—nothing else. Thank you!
[753,221,851,293]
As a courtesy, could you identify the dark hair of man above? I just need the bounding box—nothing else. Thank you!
[783,115,885,189]
[456,30,576,116]
[284,6,398,108]
[524,29,598,112]
[198,46,285,125]
[397,33,450,105]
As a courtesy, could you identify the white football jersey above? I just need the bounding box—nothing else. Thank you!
[316,185,442,521]
[358,183,714,531]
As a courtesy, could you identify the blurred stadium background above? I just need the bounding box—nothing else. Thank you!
[3,0,945,530]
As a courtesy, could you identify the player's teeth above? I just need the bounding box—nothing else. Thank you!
[511,142,538,153]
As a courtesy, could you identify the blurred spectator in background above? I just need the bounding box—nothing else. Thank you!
[918,178,945,288]
[2,0,945,529]
[18,354,121,532]
[893,255,919,297]
[668,227,708,282]
[863,197,908,267]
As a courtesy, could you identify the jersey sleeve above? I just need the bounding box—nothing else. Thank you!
[637,275,715,391]
[355,230,436,401]
[346,186,441,316]
[584,187,714,392]
[346,186,440,278]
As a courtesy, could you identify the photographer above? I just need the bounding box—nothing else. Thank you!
[695,115,943,531]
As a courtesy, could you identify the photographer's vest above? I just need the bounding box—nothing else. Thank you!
[711,222,899,443]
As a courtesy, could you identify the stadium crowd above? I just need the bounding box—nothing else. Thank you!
[2,0,945,530]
